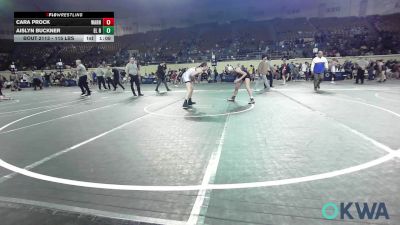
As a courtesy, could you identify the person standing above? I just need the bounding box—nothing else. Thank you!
[44,72,52,87]
[91,71,97,87]
[171,70,179,87]
[213,67,218,83]
[330,59,338,84]
[376,59,386,83]
[255,54,270,92]
[273,65,279,82]
[249,65,255,82]
[103,65,115,90]
[95,64,107,90]
[76,59,91,96]
[267,57,274,87]
[311,51,328,92]
[31,70,43,90]
[344,60,353,79]
[288,62,295,81]
[155,62,171,92]
[367,60,376,80]
[301,62,309,81]
[182,62,208,109]
[9,62,21,91]
[0,76,11,98]
[280,60,290,85]
[125,57,143,96]
[356,58,368,84]
[112,67,125,91]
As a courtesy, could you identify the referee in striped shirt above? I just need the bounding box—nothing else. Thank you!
[76,59,91,96]
[125,57,143,96]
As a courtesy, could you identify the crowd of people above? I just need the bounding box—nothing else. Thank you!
[0,14,399,71]
[146,58,400,86]
[1,54,399,100]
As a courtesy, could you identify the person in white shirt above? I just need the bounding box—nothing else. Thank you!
[311,51,329,92]
[302,62,311,80]
[125,57,143,96]
[330,59,338,84]
[105,65,116,90]
[182,62,208,109]
[75,59,91,96]
[95,64,108,90]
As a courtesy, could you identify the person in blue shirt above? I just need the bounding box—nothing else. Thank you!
[311,51,329,92]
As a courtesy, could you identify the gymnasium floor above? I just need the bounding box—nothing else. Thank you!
[0,80,399,225]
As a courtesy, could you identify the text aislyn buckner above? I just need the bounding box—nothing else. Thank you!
[15,28,61,34]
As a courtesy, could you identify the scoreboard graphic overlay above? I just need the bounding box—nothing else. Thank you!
[14,12,114,42]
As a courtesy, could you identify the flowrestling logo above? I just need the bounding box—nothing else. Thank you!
[322,202,390,220]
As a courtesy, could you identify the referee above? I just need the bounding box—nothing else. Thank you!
[76,59,91,96]
[104,65,116,90]
[125,57,143,96]
[112,66,125,91]
[95,64,107,90]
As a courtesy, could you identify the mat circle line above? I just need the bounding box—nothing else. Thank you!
[0,96,398,191]
[144,99,255,117]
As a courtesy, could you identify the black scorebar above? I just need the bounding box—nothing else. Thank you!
[14,12,115,42]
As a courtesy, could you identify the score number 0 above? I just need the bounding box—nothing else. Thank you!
[102,18,114,34]
[102,18,114,26]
